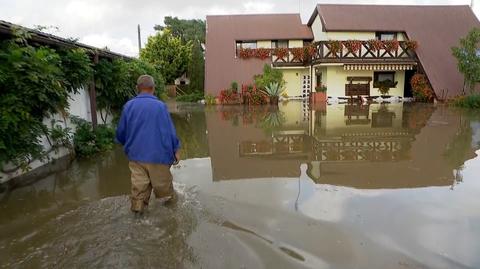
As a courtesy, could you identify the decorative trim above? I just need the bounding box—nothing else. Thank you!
[344,63,416,71]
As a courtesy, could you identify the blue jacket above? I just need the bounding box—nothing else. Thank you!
[116,93,180,164]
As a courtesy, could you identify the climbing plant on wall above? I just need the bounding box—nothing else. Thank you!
[0,36,92,171]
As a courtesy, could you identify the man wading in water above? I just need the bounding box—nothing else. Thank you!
[116,75,180,213]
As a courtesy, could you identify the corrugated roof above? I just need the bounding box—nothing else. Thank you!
[309,4,480,99]
[0,20,130,60]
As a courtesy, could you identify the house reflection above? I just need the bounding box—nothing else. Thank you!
[206,102,474,189]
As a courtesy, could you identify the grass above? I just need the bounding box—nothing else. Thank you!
[452,94,480,109]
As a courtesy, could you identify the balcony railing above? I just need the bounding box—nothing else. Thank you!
[270,40,417,66]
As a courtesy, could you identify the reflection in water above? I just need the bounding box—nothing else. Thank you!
[1,102,480,268]
[207,102,475,189]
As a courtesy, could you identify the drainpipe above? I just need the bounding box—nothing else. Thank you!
[89,52,99,128]
[310,64,313,95]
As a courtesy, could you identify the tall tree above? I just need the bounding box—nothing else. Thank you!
[452,28,480,94]
[140,29,192,84]
[154,17,206,43]
[188,41,205,92]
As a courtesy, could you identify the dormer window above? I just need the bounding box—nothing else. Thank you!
[376,32,397,41]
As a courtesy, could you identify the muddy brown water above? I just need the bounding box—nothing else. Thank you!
[1,102,480,269]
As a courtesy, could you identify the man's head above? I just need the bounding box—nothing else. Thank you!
[137,75,156,94]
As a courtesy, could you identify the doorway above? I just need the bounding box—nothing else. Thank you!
[404,70,415,97]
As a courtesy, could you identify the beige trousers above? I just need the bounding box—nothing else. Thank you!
[128,161,174,212]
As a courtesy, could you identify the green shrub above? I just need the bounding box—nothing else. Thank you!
[452,94,480,109]
[205,94,216,105]
[176,91,203,102]
[71,117,115,157]
[231,81,238,92]
[254,64,285,90]
[264,82,283,97]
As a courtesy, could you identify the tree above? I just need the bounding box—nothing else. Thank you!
[140,29,192,84]
[188,41,204,92]
[154,17,206,93]
[154,17,206,43]
[452,28,480,94]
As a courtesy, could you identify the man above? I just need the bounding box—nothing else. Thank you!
[116,75,180,213]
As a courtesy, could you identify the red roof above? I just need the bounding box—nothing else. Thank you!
[309,4,480,99]
[208,14,313,40]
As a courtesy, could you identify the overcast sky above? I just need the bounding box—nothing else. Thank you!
[0,0,477,56]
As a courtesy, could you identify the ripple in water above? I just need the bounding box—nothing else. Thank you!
[5,183,203,269]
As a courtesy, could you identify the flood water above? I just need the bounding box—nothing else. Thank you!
[1,101,480,269]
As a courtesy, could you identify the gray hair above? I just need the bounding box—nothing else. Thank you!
[136,75,156,89]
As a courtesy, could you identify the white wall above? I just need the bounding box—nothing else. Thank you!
[311,14,408,42]
[288,40,304,48]
[311,15,327,41]
[280,68,310,97]
[257,40,271,48]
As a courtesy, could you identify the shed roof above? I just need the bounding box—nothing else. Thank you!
[0,20,130,60]
[308,4,480,99]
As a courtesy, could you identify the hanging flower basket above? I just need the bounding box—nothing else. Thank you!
[273,48,289,61]
[304,44,317,58]
[328,40,342,57]
[254,48,271,60]
[238,48,254,59]
[290,47,305,62]
[343,40,362,54]
[405,40,418,51]
[367,39,384,52]
[383,39,400,53]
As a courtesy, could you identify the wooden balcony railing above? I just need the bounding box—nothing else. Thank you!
[270,40,417,66]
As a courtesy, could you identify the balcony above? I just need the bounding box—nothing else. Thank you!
[270,40,418,67]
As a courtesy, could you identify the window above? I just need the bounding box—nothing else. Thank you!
[374,72,394,83]
[236,41,257,50]
[376,32,397,41]
[374,72,395,88]
[271,40,288,49]
[236,41,257,57]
